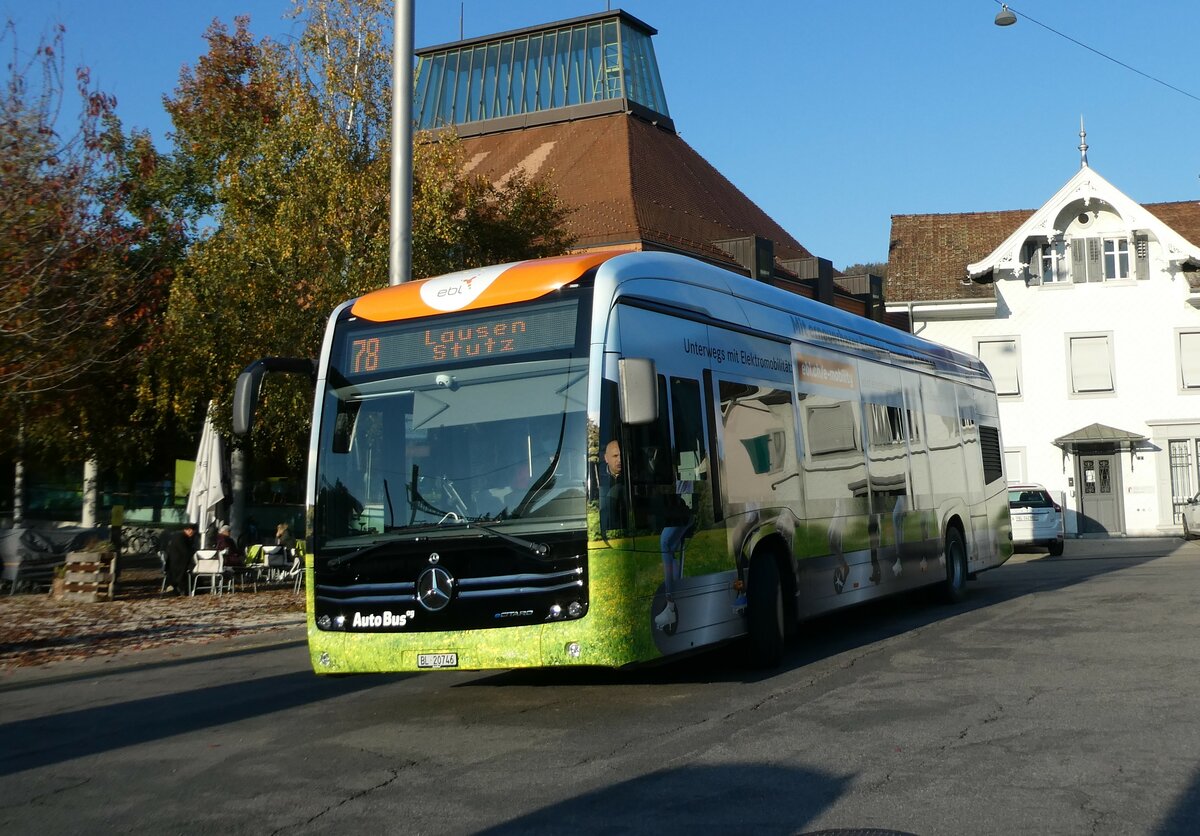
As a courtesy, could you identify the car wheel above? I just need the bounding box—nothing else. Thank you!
[1184,518,1194,541]
[1048,540,1064,556]
[940,527,968,604]
[746,552,785,669]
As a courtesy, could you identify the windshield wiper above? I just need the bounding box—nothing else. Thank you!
[325,516,549,569]
[439,516,549,557]
[326,539,396,569]
[512,411,567,519]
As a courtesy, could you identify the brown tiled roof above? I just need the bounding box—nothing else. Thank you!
[1143,200,1200,245]
[887,210,1029,302]
[457,113,812,266]
[889,199,1200,303]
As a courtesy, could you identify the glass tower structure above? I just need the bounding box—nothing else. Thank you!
[414,11,670,134]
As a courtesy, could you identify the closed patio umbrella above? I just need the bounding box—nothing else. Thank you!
[186,402,227,548]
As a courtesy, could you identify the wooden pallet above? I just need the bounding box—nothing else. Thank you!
[60,551,117,603]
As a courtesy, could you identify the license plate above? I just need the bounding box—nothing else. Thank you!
[417,652,458,669]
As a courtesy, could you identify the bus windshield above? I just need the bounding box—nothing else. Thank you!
[314,356,590,547]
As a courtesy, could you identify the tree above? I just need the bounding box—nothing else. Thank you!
[840,261,887,279]
[150,4,574,468]
[0,20,181,472]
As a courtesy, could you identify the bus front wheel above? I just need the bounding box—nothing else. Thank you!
[747,553,785,668]
[940,527,968,604]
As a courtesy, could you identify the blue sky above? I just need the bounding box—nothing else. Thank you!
[13,0,1200,269]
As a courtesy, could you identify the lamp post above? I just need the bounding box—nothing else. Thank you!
[389,1,414,286]
[994,5,1017,26]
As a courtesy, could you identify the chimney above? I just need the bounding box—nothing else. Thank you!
[714,235,775,282]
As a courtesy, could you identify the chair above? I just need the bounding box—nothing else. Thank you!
[282,556,304,594]
[243,544,266,589]
[293,539,308,594]
[190,550,226,596]
[262,545,290,582]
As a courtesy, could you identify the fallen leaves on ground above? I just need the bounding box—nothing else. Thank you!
[0,568,305,670]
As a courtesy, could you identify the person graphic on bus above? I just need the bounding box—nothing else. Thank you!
[654,478,693,634]
[600,439,628,532]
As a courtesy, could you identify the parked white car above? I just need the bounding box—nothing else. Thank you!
[1008,483,1064,556]
[1181,493,1200,540]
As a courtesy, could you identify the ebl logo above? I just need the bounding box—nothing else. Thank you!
[420,265,504,311]
[435,276,474,297]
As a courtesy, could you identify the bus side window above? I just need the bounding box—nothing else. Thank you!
[670,376,709,529]
[625,375,673,531]
[719,380,799,504]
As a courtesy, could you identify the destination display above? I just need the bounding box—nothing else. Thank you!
[343,299,578,376]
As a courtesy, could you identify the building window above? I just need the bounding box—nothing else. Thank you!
[1068,334,1114,395]
[1039,240,1067,284]
[1103,237,1130,280]
[1178,331,1200,391]
[414,16,670,131]
[1169,439,1193,523]
[976,338,1021,397]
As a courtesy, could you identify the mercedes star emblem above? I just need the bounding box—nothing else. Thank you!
[417,565,454,612]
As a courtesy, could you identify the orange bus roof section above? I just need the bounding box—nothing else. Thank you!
[350,252,622,322]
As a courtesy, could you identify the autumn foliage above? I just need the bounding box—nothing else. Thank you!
[0,21,181,466]
[152,2,575,467]
[2,1,574,485]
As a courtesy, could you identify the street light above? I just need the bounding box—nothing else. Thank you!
[990,0,1200,104]
[390,1,414,286]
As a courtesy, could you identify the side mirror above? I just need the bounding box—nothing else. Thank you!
[618,358,658,425]
[232,357,317,436]
[232,366,266,437]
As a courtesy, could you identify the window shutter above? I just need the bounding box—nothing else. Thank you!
[977,340,1020,396]
[1070,335,1113,393]
[1135,234,1150,280]
[1086,237,1103,282]
[1071,238,1087,283]
[1180,332,1200,389]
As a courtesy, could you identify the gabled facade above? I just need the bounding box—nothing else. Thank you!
[887,140,1200,536]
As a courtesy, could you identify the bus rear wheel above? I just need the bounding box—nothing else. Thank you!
[940,527,968,604]
[747,553,785,668]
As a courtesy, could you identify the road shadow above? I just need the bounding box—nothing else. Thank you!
[477,763,861,835]
[466,538,1186,689]
[0,668,402,778]
[1156,763,1200,835]
[0,638,308,695]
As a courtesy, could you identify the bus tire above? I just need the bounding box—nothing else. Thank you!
[747,552,786,668]
[940,527,968,604]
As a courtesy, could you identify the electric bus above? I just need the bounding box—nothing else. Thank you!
[233,250,1011,673]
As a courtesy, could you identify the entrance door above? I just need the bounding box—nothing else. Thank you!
[1077,453,1122,534]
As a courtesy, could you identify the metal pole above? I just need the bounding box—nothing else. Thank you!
[390,0,414,285]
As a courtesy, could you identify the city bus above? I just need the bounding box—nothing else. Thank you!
[233,250,1011,673]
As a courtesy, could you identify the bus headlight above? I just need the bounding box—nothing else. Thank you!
[567,601,584,618]
[566,642,581,658]
[548,604,563,619]
[317,614,332,630]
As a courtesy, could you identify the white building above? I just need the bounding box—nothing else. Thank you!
[886,134,1200,537]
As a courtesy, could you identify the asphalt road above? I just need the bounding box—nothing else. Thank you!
[2,538,1199,835]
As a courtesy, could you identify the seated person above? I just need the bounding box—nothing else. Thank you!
[215,524,245,568]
